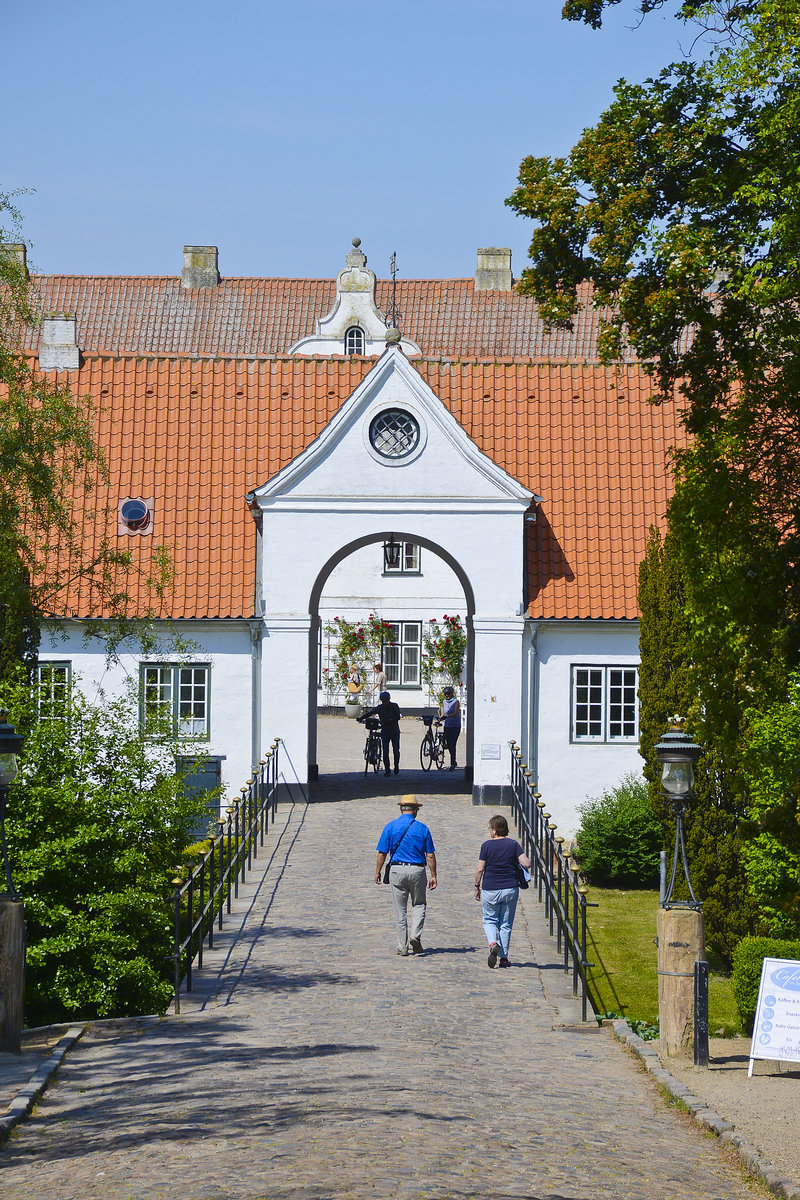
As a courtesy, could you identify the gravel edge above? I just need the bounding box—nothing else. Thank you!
[611,1019,800,1200]
[0,1025,85,1144]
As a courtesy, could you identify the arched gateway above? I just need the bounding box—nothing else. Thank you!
[246,344,534,805]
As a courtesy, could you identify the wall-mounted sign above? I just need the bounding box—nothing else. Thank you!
[748,957,800,1076]
[480,743,501,760]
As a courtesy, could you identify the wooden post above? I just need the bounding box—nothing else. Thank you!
[657,906,705,1058]
[0,897,25,1052]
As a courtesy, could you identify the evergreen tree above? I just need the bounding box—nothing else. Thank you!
[638,527,760,961]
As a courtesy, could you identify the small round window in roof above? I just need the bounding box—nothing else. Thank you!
[369,409,420,460]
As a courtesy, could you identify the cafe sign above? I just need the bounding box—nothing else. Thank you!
[748,957,800,1077]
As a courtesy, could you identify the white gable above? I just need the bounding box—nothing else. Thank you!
[252,346,534,510]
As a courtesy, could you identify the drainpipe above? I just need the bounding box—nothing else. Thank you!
[248,504,264,771]
[526,620,539,785]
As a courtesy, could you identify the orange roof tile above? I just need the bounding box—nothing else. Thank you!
[19,354,684,622]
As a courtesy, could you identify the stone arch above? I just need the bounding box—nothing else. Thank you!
[307,532,476,778]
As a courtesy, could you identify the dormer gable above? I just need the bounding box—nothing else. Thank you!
[289,239,421,358]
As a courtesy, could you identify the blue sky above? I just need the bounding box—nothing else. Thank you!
[3,0,692,280]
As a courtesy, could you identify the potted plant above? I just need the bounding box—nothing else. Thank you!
[322,614,395,718]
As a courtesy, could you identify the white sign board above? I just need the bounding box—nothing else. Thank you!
[480,743,501,760]
[748,957,800,1076]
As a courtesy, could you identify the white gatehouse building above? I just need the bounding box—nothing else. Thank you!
[11,238,682,834]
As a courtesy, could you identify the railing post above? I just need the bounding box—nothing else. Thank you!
[233,799,240,898]
[555,836,565,955]
[225,808,233,912]
[562,850,573,974]
[240,787,248,884]
[172,874,183,1014]
[216,817,226,929]
[536,801,546,898]
[259,759,268,841]
[187,873,195,990]
[579,886,589,1021]
[208,840,215,950]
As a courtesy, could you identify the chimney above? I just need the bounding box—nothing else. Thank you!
[182,245,220,289]
[0,243,29,281]
[475,247,512,291]
[39,314,80,371]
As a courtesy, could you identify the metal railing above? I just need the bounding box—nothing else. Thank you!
[170,739,282,1012]
[508,741,597,1021]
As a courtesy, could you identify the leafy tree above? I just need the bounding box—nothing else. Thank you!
[0,193,161,680]
[738,675,800,937]
[638,527,760,959]
[0,668,212,1025]
[509,1,800,953]
[508,3,800,696]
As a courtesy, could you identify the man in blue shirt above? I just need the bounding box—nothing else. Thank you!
[375,796,437,956]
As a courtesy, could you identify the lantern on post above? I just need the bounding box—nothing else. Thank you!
[654,715,703,909]
[0,709,25,1052]
[654,715,707,1063]
[0,710,24,900]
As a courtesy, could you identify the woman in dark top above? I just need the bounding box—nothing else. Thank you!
[474,814,531,968]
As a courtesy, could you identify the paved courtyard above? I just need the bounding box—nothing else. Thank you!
[0,719,765,1199]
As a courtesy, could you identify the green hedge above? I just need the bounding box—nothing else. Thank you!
[731,935,800,1033]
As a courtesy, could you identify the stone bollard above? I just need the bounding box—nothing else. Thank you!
[0,896,26,1052]
[657,906,705,1058]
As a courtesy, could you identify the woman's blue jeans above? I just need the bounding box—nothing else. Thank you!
[481,887,519,958]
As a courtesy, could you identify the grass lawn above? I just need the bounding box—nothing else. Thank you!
[584,886,741,1036]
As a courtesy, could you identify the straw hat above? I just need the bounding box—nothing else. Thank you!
[398,795,422,808]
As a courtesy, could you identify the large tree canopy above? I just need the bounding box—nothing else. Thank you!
[508,0,800,692]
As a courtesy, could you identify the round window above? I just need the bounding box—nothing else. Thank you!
[368,409,420,460]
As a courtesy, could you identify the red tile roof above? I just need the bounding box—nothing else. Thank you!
[22,276,624,362]
[25,354,683,622]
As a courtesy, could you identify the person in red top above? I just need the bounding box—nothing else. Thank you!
[474,814,531,968]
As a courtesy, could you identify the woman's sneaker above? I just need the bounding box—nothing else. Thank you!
[498,958,510,968]
[488,942,499,968]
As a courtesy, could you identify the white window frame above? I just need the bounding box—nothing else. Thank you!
[344,325,365,355]
[571,665,639,743]
[383,622,422,688]
[36,661,71,719]
[383,541,420,574]
[141,663,210,738]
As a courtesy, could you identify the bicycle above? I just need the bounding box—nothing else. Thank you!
[358,712,383,774]
[419,715,446,771]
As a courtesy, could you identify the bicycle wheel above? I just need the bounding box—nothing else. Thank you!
[371,735,382,773]
[434,732,446,769]
[363,737,372,776]
[420,732,433,771]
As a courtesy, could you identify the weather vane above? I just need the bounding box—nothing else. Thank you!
[385,251,402,330]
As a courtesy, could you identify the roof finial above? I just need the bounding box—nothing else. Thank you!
[346,237,367,269]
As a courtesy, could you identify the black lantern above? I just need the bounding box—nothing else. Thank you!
[0,710,24,899]
[383,533,401,571]
[655,715,702,909]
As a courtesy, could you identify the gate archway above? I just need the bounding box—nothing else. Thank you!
[307,532,475,779]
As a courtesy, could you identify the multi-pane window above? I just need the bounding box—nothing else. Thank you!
[571,665,638,742]
[141,664,210,737]
[383,541,420,574]
[37,661,71,719]
[383,622,421,687]
[344,326,365,355]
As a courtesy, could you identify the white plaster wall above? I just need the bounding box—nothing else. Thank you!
[531,620,644,838]
[39,620,255,803]
[256,350,531,793]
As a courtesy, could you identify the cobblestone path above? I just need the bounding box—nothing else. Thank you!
[0,791,762,1200]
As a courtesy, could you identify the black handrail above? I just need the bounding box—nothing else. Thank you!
[170,739,282,1012]
[508,741,597,1021]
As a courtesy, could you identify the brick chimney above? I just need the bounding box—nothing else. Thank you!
[475,247,512,291]
[0,243,29,281]
[39,314,80,371]
[182,245,220,289]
